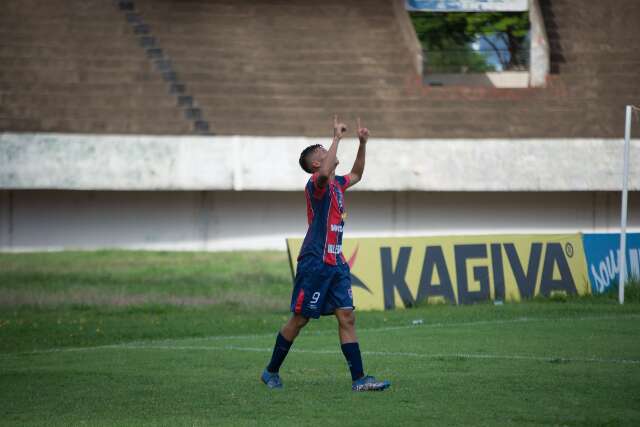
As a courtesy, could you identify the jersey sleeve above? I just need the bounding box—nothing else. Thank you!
[309,173,328,199]
[335,174,351,191]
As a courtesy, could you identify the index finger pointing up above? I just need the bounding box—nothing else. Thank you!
[357,117,361,130]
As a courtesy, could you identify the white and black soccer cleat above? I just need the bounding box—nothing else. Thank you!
[352,375,391,391]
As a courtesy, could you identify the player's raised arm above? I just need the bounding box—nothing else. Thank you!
[317,115,346,188]
[347,117,368,189]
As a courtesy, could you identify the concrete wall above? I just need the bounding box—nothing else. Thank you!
[1,133,639,191]
[2,133,639,251]
[0,190,637,252]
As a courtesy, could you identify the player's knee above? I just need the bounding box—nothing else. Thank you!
[336,309,356,329]
[292,314,310,330]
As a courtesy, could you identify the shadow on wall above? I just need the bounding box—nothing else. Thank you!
[1,190,639,252]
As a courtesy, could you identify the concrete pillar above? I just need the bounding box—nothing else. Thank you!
[529,0,550,87]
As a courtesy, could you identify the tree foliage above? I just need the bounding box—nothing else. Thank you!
[411,12,530,72]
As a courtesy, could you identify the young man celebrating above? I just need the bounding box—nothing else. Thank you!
[261,116,391,392]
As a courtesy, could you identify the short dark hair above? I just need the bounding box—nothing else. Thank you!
[299,144,322,173]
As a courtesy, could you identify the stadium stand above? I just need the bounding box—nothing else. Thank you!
[0,0,193,134]
[1,0,639,137]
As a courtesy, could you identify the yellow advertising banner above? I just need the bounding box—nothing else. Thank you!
[286,234,590,311]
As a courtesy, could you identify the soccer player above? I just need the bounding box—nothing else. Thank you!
[261,116,391,392]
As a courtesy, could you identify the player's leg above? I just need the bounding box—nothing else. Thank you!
[264,313,308,374]
[262,313,309,389]
[327,263,363,381]
[335,307,357,343]
[331,263,391,391]
[262,257,328,389]
[280,313,310,341]
[335,308,364,380]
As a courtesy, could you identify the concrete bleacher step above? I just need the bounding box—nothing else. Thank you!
[158,32,405,46]
[175,71,411,87]
[0,44,145,60]
[180,68,411,82]
[187,82,408,99]
[163,60,414,76]
[0,23,134,36]
[549,52,640,64]
[168,54,413,69]
[547,42,640,56]
[136,12,395,25]
[0,82,173,96]
[0,33,148,49]
[0,93,181,110]
[136,2,394,17]
[194,95,427,111]
[0,117,194,134]
[0,6,125,20]
[192,106,552,126]
[154,45,412,62]
[553,62,640,76]
[137,24,398,39]
[0,37,140,51]
[139,32,403,48]
[1,105,187,122]
[1,57,155,73]
[208,119,506,139]
[0,67,164,84]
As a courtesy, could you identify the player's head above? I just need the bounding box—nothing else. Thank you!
[299,144,338,174]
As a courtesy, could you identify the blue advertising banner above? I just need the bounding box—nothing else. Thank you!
[405,0,528,12]
[582,233,640,294]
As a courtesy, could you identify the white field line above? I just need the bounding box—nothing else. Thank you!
[91,313,640,348]
[190,313,640,341]
[3,313,640,360]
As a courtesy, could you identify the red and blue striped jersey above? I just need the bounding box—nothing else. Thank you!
[298,173,351,265]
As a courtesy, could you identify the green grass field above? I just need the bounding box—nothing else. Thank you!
[1,251,640,426]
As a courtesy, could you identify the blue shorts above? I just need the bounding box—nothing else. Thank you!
[290,256,354,319]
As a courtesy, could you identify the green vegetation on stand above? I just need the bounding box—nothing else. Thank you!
[410,12,530,73]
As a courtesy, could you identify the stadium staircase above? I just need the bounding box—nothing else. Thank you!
[116,0,211,134]
[0,0,638,138]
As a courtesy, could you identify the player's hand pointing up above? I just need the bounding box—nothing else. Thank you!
[357,118,369,144]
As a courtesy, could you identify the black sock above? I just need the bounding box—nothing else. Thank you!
[341,342,364,381]
[266,332,293,373]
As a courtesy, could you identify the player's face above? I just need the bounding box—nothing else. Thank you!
[316,147,339,167]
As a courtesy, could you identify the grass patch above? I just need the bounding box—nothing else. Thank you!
[1,251,640,426]
[0,250,292,307]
